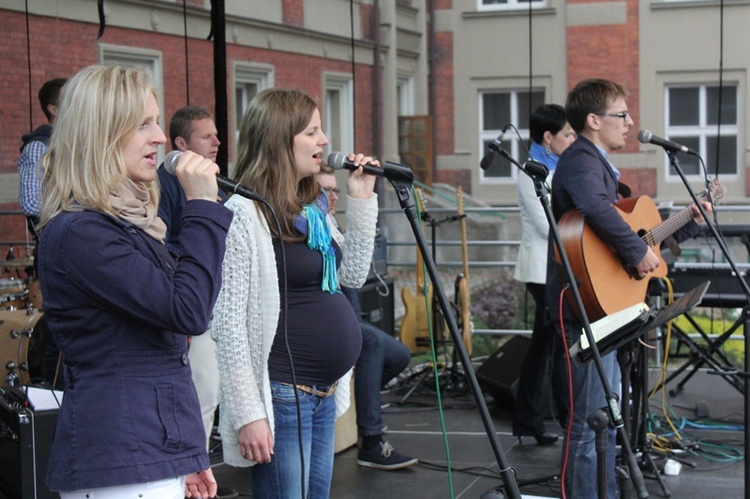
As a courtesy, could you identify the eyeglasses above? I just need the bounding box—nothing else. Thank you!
[601,111,631,122]
[322,187,340,195]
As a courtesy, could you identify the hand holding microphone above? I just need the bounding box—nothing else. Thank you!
[164,150,263,202]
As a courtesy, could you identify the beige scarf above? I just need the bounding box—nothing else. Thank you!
[109,179,167,243]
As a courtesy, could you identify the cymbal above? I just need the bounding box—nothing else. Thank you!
[1,257,35,268]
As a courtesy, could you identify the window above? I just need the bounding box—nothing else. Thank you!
[324,74,354,156]
[479,89,544,181]
[233,62,274,139]
[99,44,164,159]
[397,74,415,117]
[478,0,546,12]
[665,83,738,178]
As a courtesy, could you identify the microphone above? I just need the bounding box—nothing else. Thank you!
[327,151,414,182]
[163,150,264,202]
[480,125,510,170]
[638,129,698,156]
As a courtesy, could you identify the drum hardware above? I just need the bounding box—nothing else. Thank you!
[0,256,35,269]
[0,309,43,386]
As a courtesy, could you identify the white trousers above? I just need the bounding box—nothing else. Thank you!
[189,330,221,450]
[59,476,185,499]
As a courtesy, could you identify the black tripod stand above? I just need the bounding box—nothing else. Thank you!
[395,205,468,404]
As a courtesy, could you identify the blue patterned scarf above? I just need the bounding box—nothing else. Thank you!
[293,193,339,293]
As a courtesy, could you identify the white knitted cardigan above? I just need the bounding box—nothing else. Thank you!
[211,193,378,467]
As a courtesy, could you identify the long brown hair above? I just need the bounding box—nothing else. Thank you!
[234,88,322,242]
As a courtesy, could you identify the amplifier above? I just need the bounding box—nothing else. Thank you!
[357,276,395,336]
[366,233,387,283]
[0,395,58,499]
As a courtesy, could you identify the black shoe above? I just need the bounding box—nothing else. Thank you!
[516,432,559,446]
[357,441,418,470]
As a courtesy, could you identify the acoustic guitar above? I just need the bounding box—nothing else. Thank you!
[556,179,724,322]
[454,187,473,355]
[399,188,432,352]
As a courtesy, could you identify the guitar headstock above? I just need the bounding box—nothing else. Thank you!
[415,187,429,219]
[704,178,726,205]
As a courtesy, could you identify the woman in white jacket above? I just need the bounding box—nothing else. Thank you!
[211,88,379,499]
[512,104,576,445]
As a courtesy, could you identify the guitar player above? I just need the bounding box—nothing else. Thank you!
[545,78,711,499]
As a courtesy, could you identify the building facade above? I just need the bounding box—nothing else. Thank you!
[1,0,748,243]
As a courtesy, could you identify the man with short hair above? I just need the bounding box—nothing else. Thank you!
[547,79,705,498]
[18,77,67,230]
[158,105,237,499]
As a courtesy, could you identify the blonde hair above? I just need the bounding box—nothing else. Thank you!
[39,64,160,226]
[234,88,321,242]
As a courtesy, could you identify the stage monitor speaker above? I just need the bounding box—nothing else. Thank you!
[475,335,552,416]
[0,396,58,499]
[357,275,394,336]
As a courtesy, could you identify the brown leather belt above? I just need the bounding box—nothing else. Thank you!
[280,382,337,398]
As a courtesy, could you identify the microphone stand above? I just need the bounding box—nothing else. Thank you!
[489,143,649,498]
[386,169,521,499]
[665,150,750,499]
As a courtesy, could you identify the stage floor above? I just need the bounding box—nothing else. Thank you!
[209,365,744,499]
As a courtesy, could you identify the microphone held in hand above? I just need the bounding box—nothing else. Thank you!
[163,150,264,202]
[637,129,698,156]
[327,151,414,182]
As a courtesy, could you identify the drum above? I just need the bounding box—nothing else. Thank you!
[0,308,44,385]
[0,278,28,310]
[25,278,43,310]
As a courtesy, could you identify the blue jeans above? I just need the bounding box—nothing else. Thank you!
[354,321,411,437]
[553,320,621,499]
[251,381,336,499]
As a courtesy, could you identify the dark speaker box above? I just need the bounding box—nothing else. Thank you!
[357,275,394,336]
[0,396,58,499]
[475,335,552,417]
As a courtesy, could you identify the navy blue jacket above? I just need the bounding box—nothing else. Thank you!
[39,200,232,491]
[545,135,698,327]
[546,135,651,326]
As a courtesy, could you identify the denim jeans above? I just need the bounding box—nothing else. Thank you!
[251,381,336,499]
[554,320,621,499]
[354,321,411,437]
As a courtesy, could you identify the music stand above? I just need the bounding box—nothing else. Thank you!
[569,280,711,364]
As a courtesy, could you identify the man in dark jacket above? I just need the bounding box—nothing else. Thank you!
[545,78,706,498]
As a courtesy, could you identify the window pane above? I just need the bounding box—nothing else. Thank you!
[669,88,699,126]
[482,140,512,177]
[667,136,701,176]
[706,135,737,175]
[706,86,737,126]
[483,93,510,130]
[517,91,545,129]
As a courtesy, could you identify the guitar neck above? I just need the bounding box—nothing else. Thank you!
[647,204,695,246]
[647,181,721,246]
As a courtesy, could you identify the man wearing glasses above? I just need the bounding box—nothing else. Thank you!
[544,79,695,498]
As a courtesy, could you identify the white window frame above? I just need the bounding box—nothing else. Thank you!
[478,0,546,12]
[232,62,274,140]
[664,82,739,180]
[478,88,543,184]
[99,44,165,160]
[323,73,354,157]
